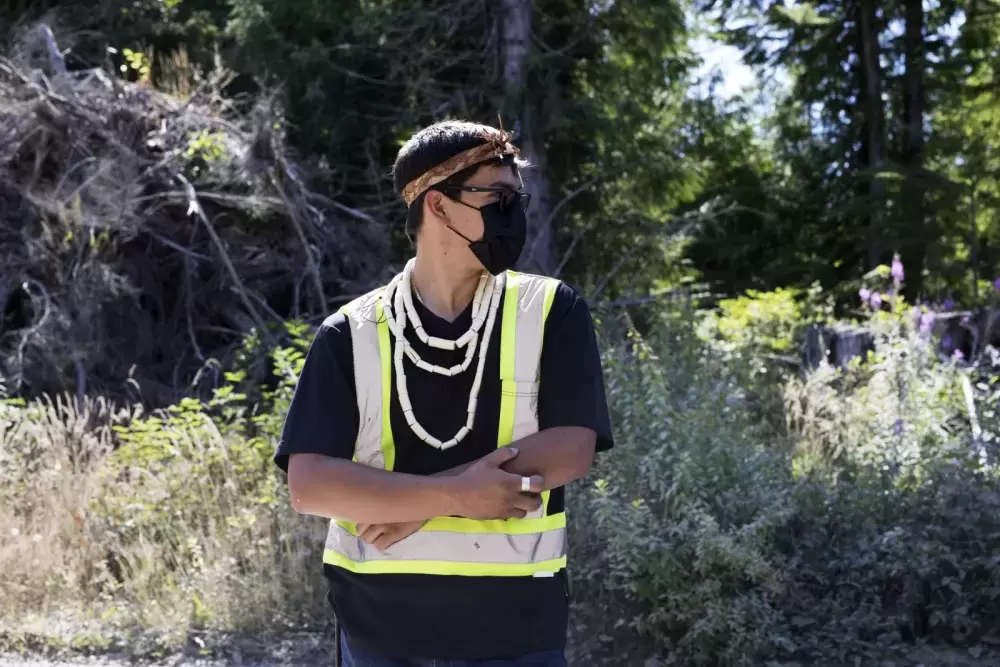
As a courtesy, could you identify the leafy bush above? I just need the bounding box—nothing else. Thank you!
[698,283,833,360]
[694,284,835,435]
[569,293,1000,666]
[569,308,795,666]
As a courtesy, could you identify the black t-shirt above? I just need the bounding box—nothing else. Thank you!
[274,277,614,660]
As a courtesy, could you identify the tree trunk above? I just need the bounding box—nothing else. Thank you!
[857,0,887,270]
[501,0,555,275]
[902,0,926,297]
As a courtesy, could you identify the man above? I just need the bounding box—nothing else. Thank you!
[274,119,614,666]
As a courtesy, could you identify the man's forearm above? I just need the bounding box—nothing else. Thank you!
[287,453,460,524]
[497,426,596,490]
[433,427,595,489]
[292,427,595,526]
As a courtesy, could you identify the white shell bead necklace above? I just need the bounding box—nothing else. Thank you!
[381,259,504,450]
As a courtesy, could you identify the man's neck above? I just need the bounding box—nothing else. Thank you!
[409,249,483,323]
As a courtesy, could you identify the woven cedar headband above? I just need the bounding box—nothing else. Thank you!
[401,130,520,207]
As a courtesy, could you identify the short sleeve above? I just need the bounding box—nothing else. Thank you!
[537,282,614,452]
[273,313,360,473]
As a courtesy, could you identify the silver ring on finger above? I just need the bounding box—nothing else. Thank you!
[520,476,531,493]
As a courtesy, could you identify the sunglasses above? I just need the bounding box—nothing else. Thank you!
[437,185,532,212]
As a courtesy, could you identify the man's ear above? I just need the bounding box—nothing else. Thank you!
[425,190,448,221]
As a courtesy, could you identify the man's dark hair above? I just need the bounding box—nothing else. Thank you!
[392,120,524,244]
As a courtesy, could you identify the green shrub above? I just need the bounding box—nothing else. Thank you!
[569,296,1000,666]
[569,309,794,666]
[694,284,835,436]
[698,283,833,359]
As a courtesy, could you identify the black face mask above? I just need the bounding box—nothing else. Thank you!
[443,193,528,275]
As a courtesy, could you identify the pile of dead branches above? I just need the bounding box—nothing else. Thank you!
[0,28,392,405]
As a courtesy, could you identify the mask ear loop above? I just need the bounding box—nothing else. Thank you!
[447,224,477,245]
[433,186,487,245]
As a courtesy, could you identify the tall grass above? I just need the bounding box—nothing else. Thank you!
[0,327,330,653]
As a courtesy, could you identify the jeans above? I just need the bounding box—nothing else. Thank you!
[340,631,568,667]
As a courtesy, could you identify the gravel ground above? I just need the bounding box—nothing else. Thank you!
[4,647,999,666]
[0,651,338,667]
[0,658,229,667]
[0,655,311,667]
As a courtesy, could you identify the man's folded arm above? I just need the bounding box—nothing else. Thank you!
[287,447,542,524]
[272,314,472,525]
[286,454,460,524]
[429,426,595,490]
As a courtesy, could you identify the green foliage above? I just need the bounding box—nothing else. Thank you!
[568,299,1000,666]
[183,129,226,162]
[100,394,282,566]
[179,128,228,181]
[569,310,792,665]
[0,330,326,645]
[699,283,833,356]
[222,319,313,438]
[686,0,1000,305]
[120,47,151,84]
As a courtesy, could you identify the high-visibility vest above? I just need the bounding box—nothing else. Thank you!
[322,270,567,577]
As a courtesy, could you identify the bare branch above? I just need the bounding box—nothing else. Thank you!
[270,167,327,310]
[173,170,275,346]
[589,199,733,302]
[550,177,600,278]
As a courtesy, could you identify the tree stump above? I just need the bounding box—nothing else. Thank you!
[801,309,1000,370]
[802,324,875,370]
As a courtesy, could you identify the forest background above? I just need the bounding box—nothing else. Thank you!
[3,0,1000,665]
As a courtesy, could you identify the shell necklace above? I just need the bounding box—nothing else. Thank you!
[381,259,504,449]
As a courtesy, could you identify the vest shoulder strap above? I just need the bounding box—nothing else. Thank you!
[499,271,561,383]
[338,285,385,319]
[498,271,561,447]
[339,284,393,470]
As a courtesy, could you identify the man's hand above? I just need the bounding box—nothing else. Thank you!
[358,520,425,551]
[449,447,544,519]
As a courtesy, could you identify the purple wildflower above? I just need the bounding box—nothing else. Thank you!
[892,419,904,436]
[891,255,904,282]
[870,292,883,309]
[859,287,871,303]
[952,349,965,361]
[942,334,952,349]
[919,311,935,334]
[994,277,1000,291]
[961,314,971,326]
[943,297,954,311]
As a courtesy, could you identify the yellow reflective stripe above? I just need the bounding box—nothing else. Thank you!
[497,272,562,517]
[323,549,567,577]
[336,511,565,537]
[498,271,521,448]
[375,297,395,471]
